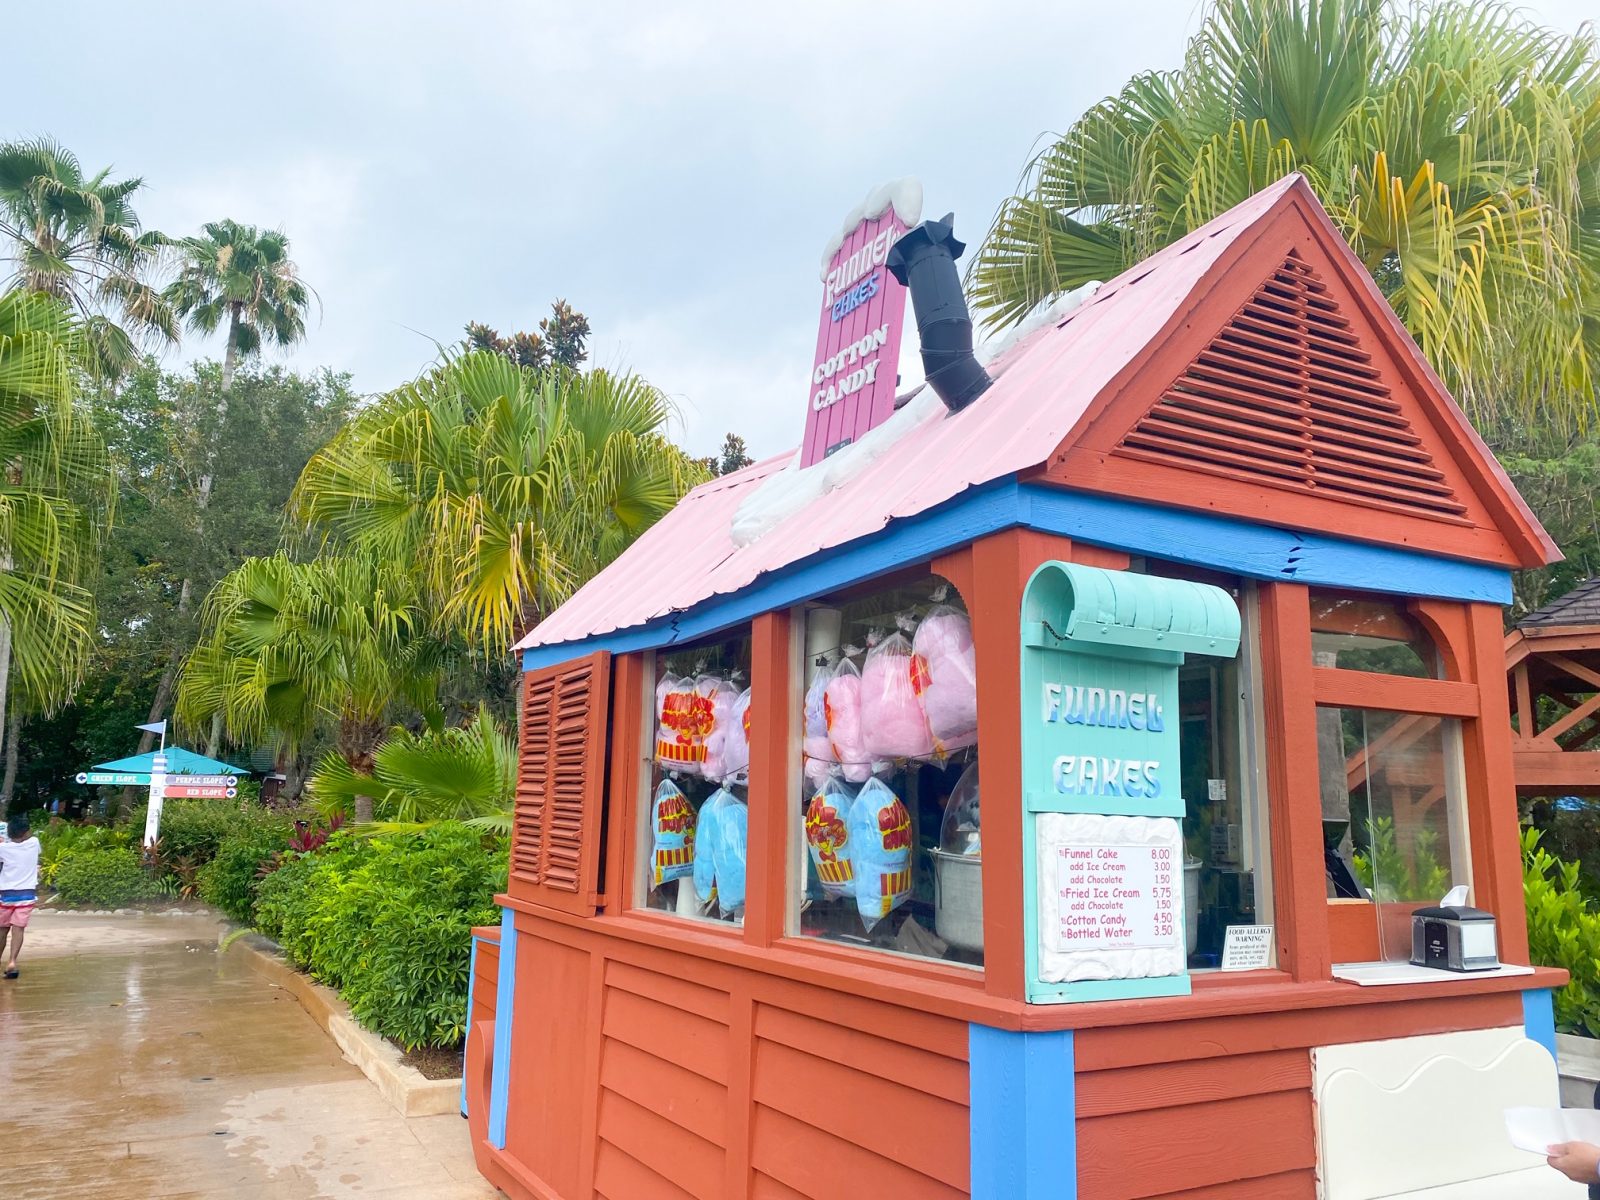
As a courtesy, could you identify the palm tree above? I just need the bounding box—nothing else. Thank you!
[0,291,114,799]
[165,219,313,393]
[290,350,705,652]
[175,552,443,821]
[0,137,176,380]
[307,705,515,831]
[970,0,1600,437]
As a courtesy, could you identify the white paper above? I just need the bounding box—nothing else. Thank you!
[1441,884,1470,908]
[1504,1106,1600,1155]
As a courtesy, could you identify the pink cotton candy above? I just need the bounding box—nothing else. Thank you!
[862,632,935,760]
[824,661,872,783]
[802,662,837,771]
[699,678,743,782]
[914,607,978,750]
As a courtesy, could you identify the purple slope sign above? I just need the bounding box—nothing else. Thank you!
[800,179,922,469]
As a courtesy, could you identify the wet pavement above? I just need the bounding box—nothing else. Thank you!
[0,910,500,1199]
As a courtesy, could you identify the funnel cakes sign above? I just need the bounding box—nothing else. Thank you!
[800,178,921,468]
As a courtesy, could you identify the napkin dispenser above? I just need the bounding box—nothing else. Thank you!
[1409,885,1498,972]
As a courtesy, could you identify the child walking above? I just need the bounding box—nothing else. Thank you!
[0,814,41,977]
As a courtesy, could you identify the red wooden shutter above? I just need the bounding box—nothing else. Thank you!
[1115,250,1469,524]
[510,650,612,914]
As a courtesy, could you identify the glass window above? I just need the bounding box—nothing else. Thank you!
[795,577,982,966]
[1319,707,1468,960]
[640,628,752,924]
[1309,589,1436,678]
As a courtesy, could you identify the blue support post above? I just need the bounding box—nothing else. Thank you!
[487,906,518,1150]
[969,1025,1076,1200]
[1524,987,1558,1063]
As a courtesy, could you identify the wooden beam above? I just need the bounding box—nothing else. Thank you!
[1466,603,1530,962]
[1513,748,1600,789]
[1514,663,1535,741]
[1538,690,1600,746]
[1312,668,1478,718]
[1259,582,1331,982]
[746,610,793,950]
[1544,652,1600,693]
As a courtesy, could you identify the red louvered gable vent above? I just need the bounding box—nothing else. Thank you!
[511,651,611,913]
[1114,251,1469,523]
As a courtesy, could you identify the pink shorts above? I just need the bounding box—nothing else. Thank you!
[0,903,35,928]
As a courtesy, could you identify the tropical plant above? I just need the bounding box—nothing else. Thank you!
[1524,827,1600,1037]
[970,0,1600,436]
[0,137,176,379]
[308,705,515,831]
[0,291,115,773]
[175,552,444,819]
[465,298,591,373]
[196,812,297,922]
[290,350,706,651]
[53,843,157,908]
[164,220,313,393]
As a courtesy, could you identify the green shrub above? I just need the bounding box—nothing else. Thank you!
[1524,827,1600,1037]
[53,845,158,908]
[38,821,132,887]
[257,824,504,1049]
[198,814,296,923]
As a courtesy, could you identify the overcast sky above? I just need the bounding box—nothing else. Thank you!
[6,1,1594,460]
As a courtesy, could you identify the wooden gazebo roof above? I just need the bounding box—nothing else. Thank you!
[1506,580,1600,794]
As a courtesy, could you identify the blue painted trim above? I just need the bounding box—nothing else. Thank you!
[463,934,488,1118]
[970,1025,1076,1200]
[521,480,1513,669]
[487,907,517,1150]
[1523,987,1558,1063]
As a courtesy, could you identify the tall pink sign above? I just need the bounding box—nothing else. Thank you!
[800,179,922,468]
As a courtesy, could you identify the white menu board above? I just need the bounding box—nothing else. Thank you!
[1035,813,1186,984]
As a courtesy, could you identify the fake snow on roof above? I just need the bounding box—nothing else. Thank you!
[817,178,923,280]
[516,176,1302,653]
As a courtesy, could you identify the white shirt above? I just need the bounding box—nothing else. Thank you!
[0,837,41,892]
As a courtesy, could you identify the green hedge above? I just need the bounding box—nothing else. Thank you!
[197,811,297,922]
[1524,827,1600,1037]
[252,824,505,1050]
[52,845,158,908]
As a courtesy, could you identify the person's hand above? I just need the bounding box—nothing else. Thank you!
[1547,1141,1600,1182]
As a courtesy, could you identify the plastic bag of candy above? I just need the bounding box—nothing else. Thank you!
[914,604,978,751]
[708,789,748,918]
[649,779,696,889]
[862,629,934,760]
[804,775,857,899]
[848,776,913,930]
[655,673,706,775]
[699,677,744,781]
[802,660,836,773]
[692,791,721,907]
[824,658,872,783]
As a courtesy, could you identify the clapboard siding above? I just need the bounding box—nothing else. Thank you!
[469,932,499,1032]
[503,936,592,1200]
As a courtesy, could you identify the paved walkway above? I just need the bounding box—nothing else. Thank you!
[0,910,499,1199]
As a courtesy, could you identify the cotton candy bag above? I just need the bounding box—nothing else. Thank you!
[708,790,748,918]
[914,605,978,750]
[649,779,695,888]
[848,776,913,930]
[655,673,707,775]
[803,661,836,782]
[824,659,871,783]
[692,792,722,907]
[862,631,935,760]
[699,677,743,781]
[804,776,856,899]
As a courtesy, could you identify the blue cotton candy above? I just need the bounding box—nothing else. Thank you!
[848,777,913,931]
[709,790,749,918]
[692,791,722,906]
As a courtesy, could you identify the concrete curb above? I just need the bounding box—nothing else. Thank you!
[221,927,463,1119]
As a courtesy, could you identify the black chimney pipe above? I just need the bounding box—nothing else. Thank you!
[886,212,991,413]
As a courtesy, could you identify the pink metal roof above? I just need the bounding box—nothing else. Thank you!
[517,176,1307,652]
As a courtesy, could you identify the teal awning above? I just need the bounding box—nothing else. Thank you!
[1023,561,1241,660]
[89,747,250,776]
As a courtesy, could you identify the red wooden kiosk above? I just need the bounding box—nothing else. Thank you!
[463,175,1575,1199]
